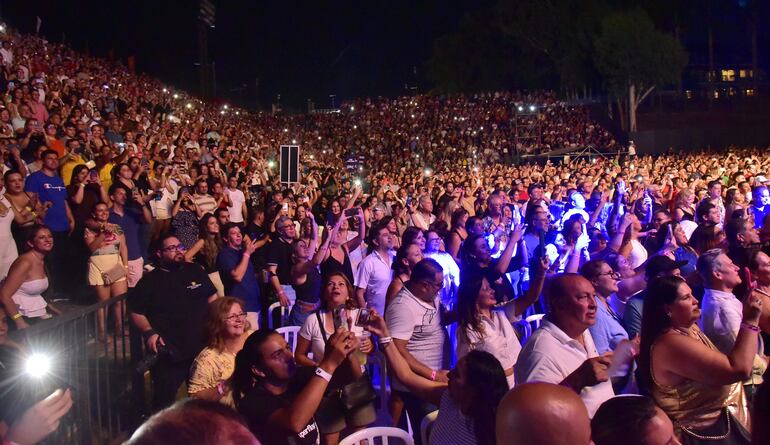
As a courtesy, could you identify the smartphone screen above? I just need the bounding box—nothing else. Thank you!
[344,207,358,217]
[333,306,347,331]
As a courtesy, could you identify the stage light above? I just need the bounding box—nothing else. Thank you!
[235,111,240,115]
[517,106,524,112]
[350,106,355,111]
[529,105,536,112]
[283,128,288,133]
[292,139,297,144]
[173,94,179,99]
[353,125,357,129]
[186,103,192,109]
[163,88,168,94]
[25,353,51,379]
[318,136,322,140]
[0,25,6,33]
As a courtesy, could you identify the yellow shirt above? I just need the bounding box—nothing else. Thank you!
[99,162,115,193]
[60,154,86,186]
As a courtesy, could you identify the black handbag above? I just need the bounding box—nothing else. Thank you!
[315,311,377,410]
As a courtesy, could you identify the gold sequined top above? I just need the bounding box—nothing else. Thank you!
[649,325,750,436]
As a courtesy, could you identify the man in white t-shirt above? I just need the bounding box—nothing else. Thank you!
[516,274,615,417]
[225,175,247,224]
[354,221,394,315]
[386,258,449,444]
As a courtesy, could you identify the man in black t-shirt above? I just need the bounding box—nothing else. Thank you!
[129,235,218,410]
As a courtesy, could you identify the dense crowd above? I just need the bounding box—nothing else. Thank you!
[1,27,770,445]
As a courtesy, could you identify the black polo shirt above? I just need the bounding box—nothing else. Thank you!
[266,236,294,284]
[128,263,216,362]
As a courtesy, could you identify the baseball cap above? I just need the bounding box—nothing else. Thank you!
[645,255,688,279]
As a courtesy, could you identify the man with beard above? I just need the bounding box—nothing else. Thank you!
[129,235,218,410]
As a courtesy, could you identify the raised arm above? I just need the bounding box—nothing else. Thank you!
[266,329,356,434]
[658,292,763,386]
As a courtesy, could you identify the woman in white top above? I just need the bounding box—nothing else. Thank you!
[0,177,18,279]
[0,224,58,330]
[295,272,376,445]
[364,311,509,445]
[456,257,548,388]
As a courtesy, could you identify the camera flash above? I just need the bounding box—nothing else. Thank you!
[26,353,52,378]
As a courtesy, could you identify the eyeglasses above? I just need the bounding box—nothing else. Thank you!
[277,225,293,231]
[596,271,620,279]
[162,244,186,252]
[224,312,247,322]
[422,280,445,290]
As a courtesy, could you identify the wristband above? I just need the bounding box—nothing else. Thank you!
[430,369,437,381]
[243,252,251,258]
[11,312,22,321]
[741,322,760,333]
[315,366,333,383]
[378,336,393,345]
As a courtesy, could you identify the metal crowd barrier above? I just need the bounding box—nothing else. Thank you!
[9,294,143,444]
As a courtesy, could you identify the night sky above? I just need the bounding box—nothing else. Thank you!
[2,0,486,110]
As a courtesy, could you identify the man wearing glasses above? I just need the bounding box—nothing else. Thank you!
[129,235,218,410]
[266,215,298,309]
[217,222,260,329]
[385,258,451,444]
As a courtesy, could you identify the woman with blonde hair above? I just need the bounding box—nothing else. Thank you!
[188,296,253,406]
[84,202,128,342]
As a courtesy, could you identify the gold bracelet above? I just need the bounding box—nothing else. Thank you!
[11,312,23,320]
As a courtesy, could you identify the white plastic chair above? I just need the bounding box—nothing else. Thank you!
[521,313,545,340]
[340,426,414,445]
[420,410,439,445]
[268,301,293,329]
[276,326,301,354]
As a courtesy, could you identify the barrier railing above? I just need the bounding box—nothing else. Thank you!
[9,294,142,444]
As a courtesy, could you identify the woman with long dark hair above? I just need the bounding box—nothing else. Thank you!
[184,213,224,296]
[365,311,508,445]
[385,242,424,308]
[459,224,524,304]
[638,276,760,443]
[655,221,698,277]
[446,208,469,263]
[231,327,357,444]
[0,225,58,330]
[456,257,547,388]
[319,210,364,284]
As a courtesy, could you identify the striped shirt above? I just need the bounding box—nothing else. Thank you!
[429,391,478,445]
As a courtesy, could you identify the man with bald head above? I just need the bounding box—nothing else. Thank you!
[496,382,591,445]
[515,273,615,416]
[128,399,260,445]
